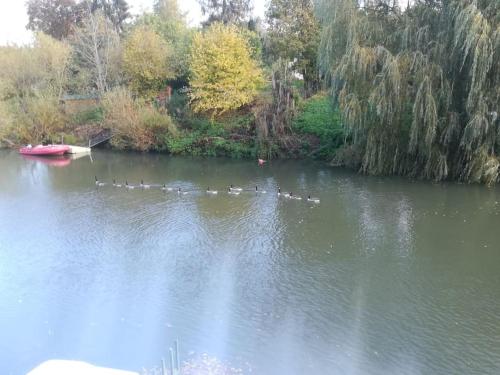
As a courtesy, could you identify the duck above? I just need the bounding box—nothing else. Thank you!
[140,180,151,189]
[228,187,240,195]
[206,187,218,195]
[255,185,267,194]
[307,195,320,203]
[95,176,106,187]
[229,184,243,192]
[112,179,122,188]
[177,187,188,195]
[125,181,135,190]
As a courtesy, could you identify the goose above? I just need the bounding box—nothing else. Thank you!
[229,184,243,192]
[161,184,169,191]
[112,179,122,188]
[140,180,151,189]
[177,187,188,195]
[125,181,135,190]
[290,192,302,200]
[228,187,240,195]
[206,187,218,195]
[255,185,267,194]
[278,187,282,196]
[307,195,320,203]
[95,176,106,187]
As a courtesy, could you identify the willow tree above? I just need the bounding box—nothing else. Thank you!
[318,0,499,184]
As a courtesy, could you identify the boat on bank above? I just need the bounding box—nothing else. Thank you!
[19,144,70,156]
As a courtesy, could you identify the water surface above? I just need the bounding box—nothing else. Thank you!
[0,150,499,375]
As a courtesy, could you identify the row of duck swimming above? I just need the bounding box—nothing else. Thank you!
[95,176,320,203]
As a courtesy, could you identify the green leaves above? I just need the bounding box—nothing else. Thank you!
[317,0,500,183]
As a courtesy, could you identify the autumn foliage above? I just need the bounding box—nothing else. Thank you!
[189,23,264,115]
[123,25,174,97]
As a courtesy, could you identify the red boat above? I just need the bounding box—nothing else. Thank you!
[19,144,70,156]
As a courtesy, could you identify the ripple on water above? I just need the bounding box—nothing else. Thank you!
[1,151,500,375]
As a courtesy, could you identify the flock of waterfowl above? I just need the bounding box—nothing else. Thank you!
[95,176,320,203]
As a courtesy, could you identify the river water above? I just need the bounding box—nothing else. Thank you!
[0,150,499,375]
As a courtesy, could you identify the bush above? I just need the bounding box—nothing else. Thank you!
[292,93,344,158]
[6,94,67,144]
[72,107,104,125]
[166,90,189,120]
[166,122,256,158]
[102,88,178,151]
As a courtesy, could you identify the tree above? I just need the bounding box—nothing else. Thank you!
[317,0,500,184]
[123,25,175,97]
[265,0,320,95]
[154,0,181,21]
[26,0,85,40]
[34,33,72,98]
[26,0,130,39]
[0,33,71,144]
[89,0,130,33]
[197,0,252,26]
[136,0,193,82]
[189,23,263,115]
[71,9,121,95]
[0,33,71,99]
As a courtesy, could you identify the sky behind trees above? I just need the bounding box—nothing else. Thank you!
[0,0,267,45]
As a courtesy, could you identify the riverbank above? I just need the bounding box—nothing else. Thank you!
[0,92,344,162]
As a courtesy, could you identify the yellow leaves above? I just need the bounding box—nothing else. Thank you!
[0,32,71,99]
[35,32,71,74]
[34,32,72,97]
[123,25,175,97]
[189,23,264,116]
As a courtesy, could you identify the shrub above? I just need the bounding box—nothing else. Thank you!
[102,88,177,151]
[10,94,66,144]
[292,93,344,158]
[71,107,104,125]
